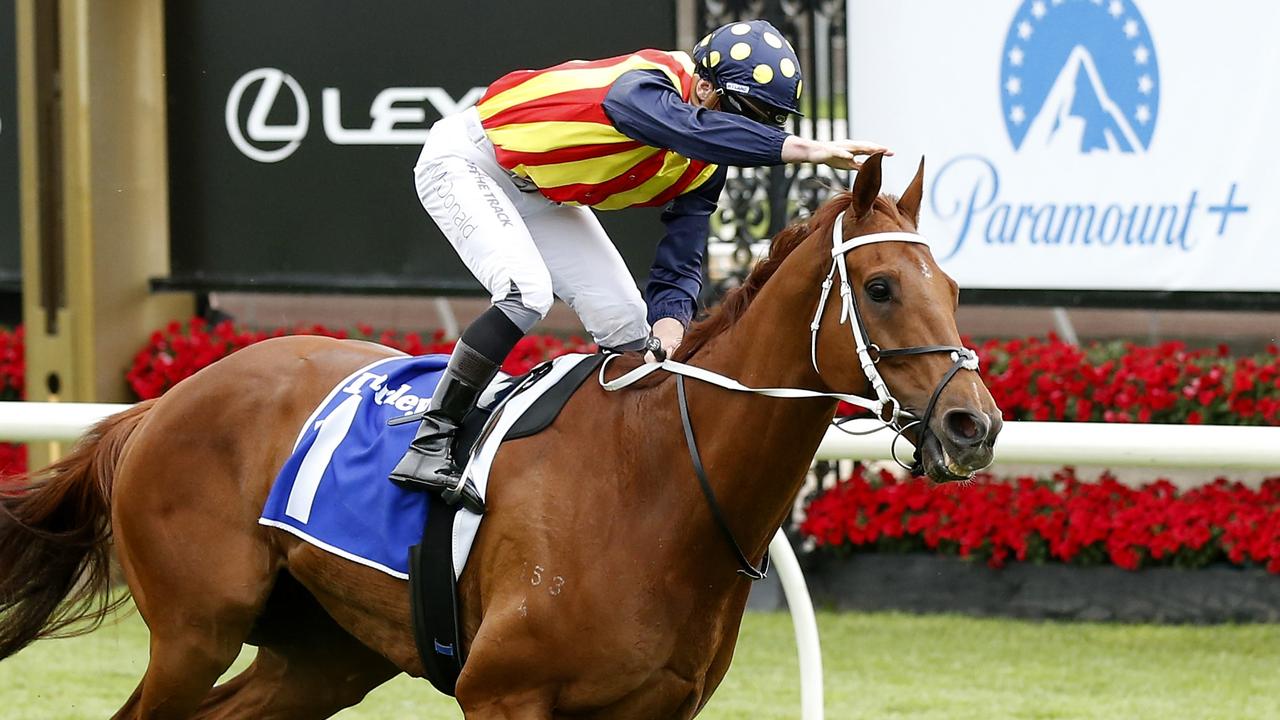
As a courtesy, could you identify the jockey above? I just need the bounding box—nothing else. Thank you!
[391,19,891,501]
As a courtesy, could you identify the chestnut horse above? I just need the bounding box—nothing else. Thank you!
[0,154,1000,719]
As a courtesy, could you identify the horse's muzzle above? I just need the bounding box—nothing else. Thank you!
[920,409,1001,482]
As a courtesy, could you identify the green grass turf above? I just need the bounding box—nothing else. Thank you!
[2,608,1277,719]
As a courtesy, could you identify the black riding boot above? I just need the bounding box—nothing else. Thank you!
[389,306,525,513]
[389,342,498,511]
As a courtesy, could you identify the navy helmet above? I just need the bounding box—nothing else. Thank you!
[691,19,804,126]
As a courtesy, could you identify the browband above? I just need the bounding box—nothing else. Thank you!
[830,220,930,256]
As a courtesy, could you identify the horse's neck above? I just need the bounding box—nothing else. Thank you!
[675,242,855,560]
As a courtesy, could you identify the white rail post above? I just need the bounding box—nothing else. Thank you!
[770,530,825,720]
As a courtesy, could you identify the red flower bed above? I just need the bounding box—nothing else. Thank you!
[801,465,1280,573]
[0,326,25,479]
[838,335,1280,424]
[977,335,1280,425]
[131,323,1280,423]
[126,318,595,400]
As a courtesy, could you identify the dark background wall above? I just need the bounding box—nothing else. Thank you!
[1,0,21,301]
[163,0,677,294]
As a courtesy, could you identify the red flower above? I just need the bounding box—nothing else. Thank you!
[122,318,596,400]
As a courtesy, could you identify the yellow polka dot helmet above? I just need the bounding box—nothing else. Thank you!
[691,19,803,126]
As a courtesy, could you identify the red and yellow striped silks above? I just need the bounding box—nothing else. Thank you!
[476,50,719,210]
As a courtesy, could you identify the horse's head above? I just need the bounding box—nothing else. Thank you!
[812,153,1001,481]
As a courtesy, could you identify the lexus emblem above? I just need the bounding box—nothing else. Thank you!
[225,68,310,163]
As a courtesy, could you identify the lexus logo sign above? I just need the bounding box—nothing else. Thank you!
[225,68,309,163]
[224,67,485,163]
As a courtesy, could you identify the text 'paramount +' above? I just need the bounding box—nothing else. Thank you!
[923,0,1251,263]
[928,156,1246,261]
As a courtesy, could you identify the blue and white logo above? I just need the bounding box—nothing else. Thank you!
[1001,0,1159,153]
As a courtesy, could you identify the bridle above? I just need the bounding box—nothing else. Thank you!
[599,209,982,580]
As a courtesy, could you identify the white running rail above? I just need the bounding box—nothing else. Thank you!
[10,403,1280,470]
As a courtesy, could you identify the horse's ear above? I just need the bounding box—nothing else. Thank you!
[850,151,884,220]
[897,156,925,227]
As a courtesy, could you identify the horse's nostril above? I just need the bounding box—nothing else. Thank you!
[944,409,986,446]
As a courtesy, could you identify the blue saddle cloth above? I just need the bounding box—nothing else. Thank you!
[259,354,449,579]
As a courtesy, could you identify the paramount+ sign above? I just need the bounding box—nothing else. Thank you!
[163,1,677,294]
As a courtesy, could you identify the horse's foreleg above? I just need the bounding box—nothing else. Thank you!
[454,612,557,719]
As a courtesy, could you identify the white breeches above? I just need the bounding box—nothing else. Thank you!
[413,108,650,349]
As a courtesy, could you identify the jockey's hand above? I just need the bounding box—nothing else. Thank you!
[781,136,893,171]
[645,317,685,362]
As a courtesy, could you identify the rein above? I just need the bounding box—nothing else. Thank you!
[676,375,769,580]
[600,212,982,581]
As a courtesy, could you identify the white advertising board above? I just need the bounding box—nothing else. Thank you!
[847,0,1279,294]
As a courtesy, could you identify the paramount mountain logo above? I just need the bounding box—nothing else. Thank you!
[1001,0,1159,153]
[927,0,1251,264]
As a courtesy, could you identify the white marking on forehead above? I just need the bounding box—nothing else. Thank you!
[919,260,934,279]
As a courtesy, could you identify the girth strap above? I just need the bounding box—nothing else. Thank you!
[409,495,464,696]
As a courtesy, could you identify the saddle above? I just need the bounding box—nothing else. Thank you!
[408,353,606,697]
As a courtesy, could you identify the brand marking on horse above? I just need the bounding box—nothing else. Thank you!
[549,576,565,597]
[918,260,933,279]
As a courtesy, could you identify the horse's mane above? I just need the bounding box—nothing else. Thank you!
[674,191,905,361]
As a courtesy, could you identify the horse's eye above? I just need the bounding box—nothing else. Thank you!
[865,279,892,303]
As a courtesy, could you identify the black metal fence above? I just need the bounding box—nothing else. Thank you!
[694,0,850,299]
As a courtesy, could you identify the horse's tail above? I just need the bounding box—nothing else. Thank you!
[0,400,154,661]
